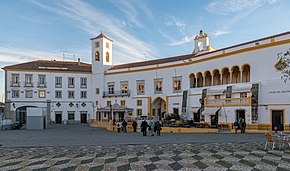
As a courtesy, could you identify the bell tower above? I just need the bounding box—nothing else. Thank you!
[193,30,215,54]
[91,33,113,73]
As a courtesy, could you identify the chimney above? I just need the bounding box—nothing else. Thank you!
[78,58,80,65]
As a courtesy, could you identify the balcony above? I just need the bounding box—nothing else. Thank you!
[81,84,87,89]
[204,97,251,107]
[10,81,20,87]
[37,82,47,88]
[24,82,33,87]
[103,90,131,97]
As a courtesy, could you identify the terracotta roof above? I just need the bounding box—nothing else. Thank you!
[2,60,92,72]
[90,33,113,42]
[109,31,290,70]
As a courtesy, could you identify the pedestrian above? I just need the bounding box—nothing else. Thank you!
[122,119,127,132]
[233,120,238,133]
[141,119,149,136]
[150,120,155,136]
[132,120,137,132]
[240,119,246,133]
[116,122,121,133]
[156,121,162,136]
[112,119,116,132]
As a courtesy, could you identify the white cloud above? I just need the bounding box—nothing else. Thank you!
[168,36,195,46]
[30,0,160,64]
[205,0,267,15]
[212,30,231,37]
[165,16,186,31]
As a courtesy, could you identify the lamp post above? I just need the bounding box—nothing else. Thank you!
[109,104,113,121]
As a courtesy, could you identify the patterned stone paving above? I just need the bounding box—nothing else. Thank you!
[0,142,290,171]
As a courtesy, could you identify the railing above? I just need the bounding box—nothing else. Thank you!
[37,82,47,88]
[10,81,20,87]
[68,84,74,88]
[103,90,131,97]
[204,97,251,107]
[24,82,33,87]
[81,85,87,88]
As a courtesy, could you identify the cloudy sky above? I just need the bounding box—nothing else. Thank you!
[0,0,290,101]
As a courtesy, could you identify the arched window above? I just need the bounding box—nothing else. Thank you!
[231,66,240,83]
[106,52,110,62]
[189,73,196,88]
[222,68,230,84]
[95,51,100,61]
[242,64,250,82]
[204,71,212,87]
[212,70,221,86]
[196,72,203,87]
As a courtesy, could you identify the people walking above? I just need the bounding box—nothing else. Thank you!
[122,119,127,133]
[141,119,149,136]
[156,121,162,136]
[150,120,155,136]
[240,119,246,133]
[132,120,137,132]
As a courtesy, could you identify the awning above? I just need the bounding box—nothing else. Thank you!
[207,87,225,96]
[202,107,220,115]
[232,84,252,93]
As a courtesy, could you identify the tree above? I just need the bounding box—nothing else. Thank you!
[275,48,290,82]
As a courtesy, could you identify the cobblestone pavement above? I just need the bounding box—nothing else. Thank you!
[1,142,290,171]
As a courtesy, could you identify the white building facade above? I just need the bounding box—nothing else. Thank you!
[3,31,290,131]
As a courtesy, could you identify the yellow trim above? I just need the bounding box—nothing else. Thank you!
[136,100,142,106]
[204,70,211,75]
[270,109,285,129]
[166,96,169,113]
[188,73,195,78]
[221,67,230,73]
[241,63,251,70]
[106,100,111,106]
[120,100,126,106]
[270,38,275,43]
[136,108,142,116]
[222,50,225,54]
[189,94,202,96]
[105,39,290,75]
[231,65,240,71]
[95,101,98,106]
[151,96,166,104]
[212,69,220,74]
[148,97,151,116]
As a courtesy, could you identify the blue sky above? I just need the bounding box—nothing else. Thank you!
[0,0,290,102]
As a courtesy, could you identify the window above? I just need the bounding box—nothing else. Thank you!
[68,77,74,88]
[106,101,111,106]
[12,90,19,98]
[96,88,100,94]
[137,100,142,106]
[81,91,87,98]
[39,90,46,98]
[173,76,182,93]
[68,91,75,98]
[25,90,33,98]
[154,78,163,94]
[68,112,75,120]
[55,91,62,98]
[240,92,247,98]
[121,100,126,106]
[95,42,100,48]
[80,77,87,88]
[95,101,99,106]
[108,83,114,94]
[55,77,62,88]
[106,42,110,49]
[120,81,128,94]
[214,95,221,99]
[95,51,100,61]
[106,52,110,62]
[11,74,19,86]
[38,75,46,87]
[136,80,145,95]
[137,109,142,116]
[25,74,33,86]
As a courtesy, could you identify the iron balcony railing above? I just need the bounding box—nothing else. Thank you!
[24,81,33,87]
[10,81,20,87]
[103,90,131,97]
[37,82,47,88]
[204,97,251,107]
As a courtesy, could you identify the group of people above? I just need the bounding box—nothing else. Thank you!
[141,119,162,136]
[111,119,162,136]
[233,118,246,133]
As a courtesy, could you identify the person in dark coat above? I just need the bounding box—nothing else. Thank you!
[156,121,162,136]
[132,120,137,132]
[233,120,238,133]
[141,119,149,136]
[122,120,127,132]
[240,119,246,133]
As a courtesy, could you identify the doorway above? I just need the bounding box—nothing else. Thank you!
[81,113,87,123]
[236,110,245,122]
[210,114,218,128]
[272,110,284,131]
[55,114,62,124]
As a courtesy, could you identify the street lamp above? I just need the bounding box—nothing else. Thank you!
[109,104,113,120]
